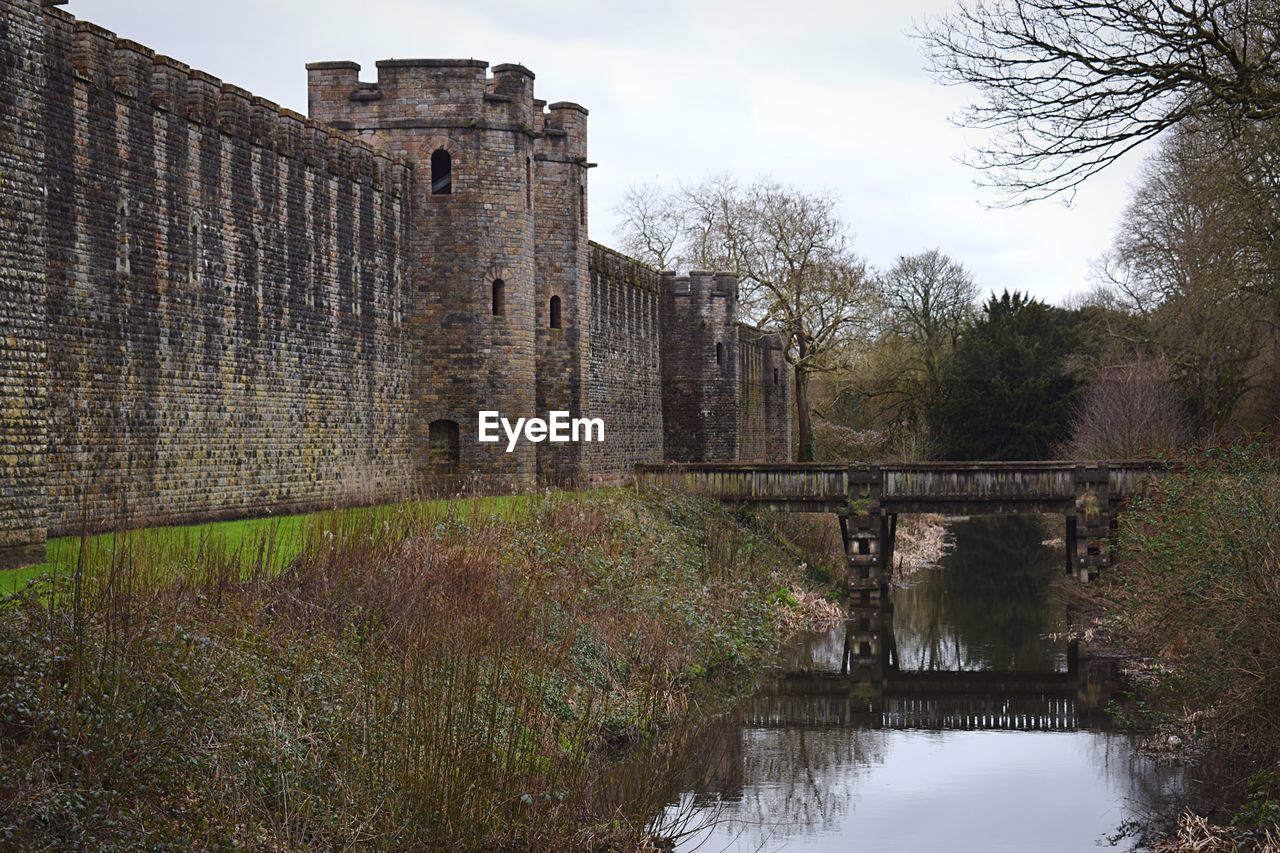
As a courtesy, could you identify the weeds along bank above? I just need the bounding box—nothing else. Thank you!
[0,490,839,850]
[1101,446,1280,845]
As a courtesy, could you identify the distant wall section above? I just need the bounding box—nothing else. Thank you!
[586,243,663,484]
[737,324,792,462]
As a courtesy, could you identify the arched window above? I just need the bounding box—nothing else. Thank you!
[715,342,724,365]
[428,419,460,468]
[491,279,505,316]
[430,149,452,195]
[549,295,562,329]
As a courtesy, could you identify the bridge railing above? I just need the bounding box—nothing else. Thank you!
[883,462,1077,504]
[635,462,849,510]
[636,460,1165,512]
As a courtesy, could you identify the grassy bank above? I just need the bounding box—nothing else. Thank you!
[1101,445,1280,847]
[0,489,839,850]
[0,493,530,593]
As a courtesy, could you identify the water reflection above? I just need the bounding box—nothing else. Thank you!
[660,516,1185,853]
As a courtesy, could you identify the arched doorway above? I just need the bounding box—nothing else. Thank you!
[427,419,460,491]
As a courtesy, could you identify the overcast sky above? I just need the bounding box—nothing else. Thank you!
[64,0,1150,305]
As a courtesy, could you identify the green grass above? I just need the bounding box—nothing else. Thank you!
[1,492,537,594]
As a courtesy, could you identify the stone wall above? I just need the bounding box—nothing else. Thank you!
[586,243,664,485]
[40,9,415,535]
[737,323,792,462]
[0,0,48,568]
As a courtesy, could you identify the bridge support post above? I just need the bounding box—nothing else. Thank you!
[844,465,893,603]
[841,601,895,683]
[1065,515,1078,576]
[1072,464,1112,581]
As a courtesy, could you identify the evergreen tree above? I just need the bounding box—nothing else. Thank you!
[937,291,1078,460]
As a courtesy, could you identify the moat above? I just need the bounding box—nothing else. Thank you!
[656,516,1187,852]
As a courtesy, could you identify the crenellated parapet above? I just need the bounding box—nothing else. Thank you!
[46,8,411,194]
[306,58,540,135]
[537,101,588,160]
[588,242,662,294]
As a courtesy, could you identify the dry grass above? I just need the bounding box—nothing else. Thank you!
[892,513,953,581]
[1154,813,1280,852]
[0,490,829,850]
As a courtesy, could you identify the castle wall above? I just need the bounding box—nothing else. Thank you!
[763,332,794,462]
[40,9,415,535]
[660,272,741,463]
[0,0,793,566]
[586,243,664,485]
[0,0,49,568]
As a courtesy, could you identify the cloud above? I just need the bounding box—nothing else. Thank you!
[64,0,1148,305]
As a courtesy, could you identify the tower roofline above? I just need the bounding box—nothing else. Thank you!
[493,62,534,79]
[305,60,360,71]
[375,58,488,69]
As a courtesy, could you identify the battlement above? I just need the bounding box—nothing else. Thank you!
[44,7,410,193]
[537,101,588,160]
[306,56,585,147]
[663,270,739,302]
[589,242,661,294]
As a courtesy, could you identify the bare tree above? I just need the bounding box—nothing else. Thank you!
[920,0,1280,203]
[1097,123,1269,435]
[1063,355,1187,458]
[614,177,875,460]
[613,181,683,271]
[875,250,978,439]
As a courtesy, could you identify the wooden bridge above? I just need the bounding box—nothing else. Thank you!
[636,460,1163,590]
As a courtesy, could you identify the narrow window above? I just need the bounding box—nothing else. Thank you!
[116,196,131,275]
[549,294,562,329]
[353,260,362,317]
[431,149,452,195]
[773,367,779,386]
[117,235,131,275]
[716,342,724,365]
[189,221,199,283]
[428,419,460,467]
[525,157,532,209]
[491,279,505,316]
[579,184,585,224]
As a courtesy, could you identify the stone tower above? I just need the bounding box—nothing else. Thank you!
[533,101,590,487]
[659,271,742,462]
[307,58,544,491]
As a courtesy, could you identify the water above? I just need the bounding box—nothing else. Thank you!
[660,516,1185,852]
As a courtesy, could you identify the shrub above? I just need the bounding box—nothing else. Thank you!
[1106,445,1280,828]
